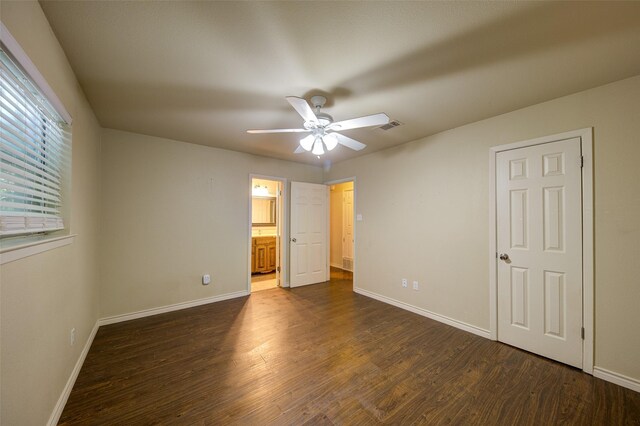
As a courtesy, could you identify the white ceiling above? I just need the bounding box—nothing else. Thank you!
[40,1,640,166]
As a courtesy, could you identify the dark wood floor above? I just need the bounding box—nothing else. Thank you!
[60,274,639,425]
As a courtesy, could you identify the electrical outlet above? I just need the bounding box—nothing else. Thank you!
[413,281,419,291]
[402,278,408,288]
[202,274,211,285]
[70,328,76,346]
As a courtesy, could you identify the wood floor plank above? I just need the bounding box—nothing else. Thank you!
[59,272,640,425]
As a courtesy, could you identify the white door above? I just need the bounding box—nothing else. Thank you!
[290,182,328,287]
[342,189,354,265]
[497,137,583,368]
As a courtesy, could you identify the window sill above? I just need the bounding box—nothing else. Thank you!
[0,234,76,265]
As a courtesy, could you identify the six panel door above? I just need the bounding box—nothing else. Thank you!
[496,137,583,368]
[290,182,328,287]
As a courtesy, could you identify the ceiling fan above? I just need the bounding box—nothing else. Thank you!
[247,96,389,156]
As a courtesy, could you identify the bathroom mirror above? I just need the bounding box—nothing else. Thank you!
[252,197,276,226]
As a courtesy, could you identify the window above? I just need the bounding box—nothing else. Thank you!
[0,41,71,237]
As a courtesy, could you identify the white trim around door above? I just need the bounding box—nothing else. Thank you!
[489,128,594,374]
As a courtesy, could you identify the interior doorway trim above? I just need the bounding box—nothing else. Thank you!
[324,177,356,288]
[488,128,594,374]
[248,174,289,291]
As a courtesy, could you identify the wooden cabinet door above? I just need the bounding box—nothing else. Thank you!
[251,244,256,273]
[267,242,277,271]
[256,245,267,272]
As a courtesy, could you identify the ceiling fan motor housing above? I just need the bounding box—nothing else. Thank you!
[308,96,333,127]
[310,95,327,109]
[316,112,333,126]
[303,113,333,130]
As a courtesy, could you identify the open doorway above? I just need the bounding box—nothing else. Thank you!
[329,180,354,284]
[250,177,284,292]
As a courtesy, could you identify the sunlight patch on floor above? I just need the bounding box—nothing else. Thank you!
[252,279,278,292]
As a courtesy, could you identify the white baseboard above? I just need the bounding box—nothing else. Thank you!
[98,291,249,326]
[593,367,640,393]
[354,287,491,339]
[47,320,99,426]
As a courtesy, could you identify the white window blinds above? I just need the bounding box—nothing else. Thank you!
[0,47,71,236]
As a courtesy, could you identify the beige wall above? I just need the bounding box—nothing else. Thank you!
[326,74,640,382]
[99,129,323,317]
[0,2,102,425]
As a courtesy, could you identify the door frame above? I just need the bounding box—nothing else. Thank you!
[248,174,289,292]
[324,177,356,287]
[488,128,594,374]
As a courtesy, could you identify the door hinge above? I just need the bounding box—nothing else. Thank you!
[580,156,584,168]
[581,327,585,339]
[277,266,281,272]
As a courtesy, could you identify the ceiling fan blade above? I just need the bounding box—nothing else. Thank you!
[330,113,389,131]
[247,128,309,134]
[286,96,318,124]
[334,133,367,151]
[293,145,306,154]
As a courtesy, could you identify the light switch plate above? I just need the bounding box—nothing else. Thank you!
[356,214,363,221]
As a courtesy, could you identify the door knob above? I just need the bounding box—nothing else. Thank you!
[291,238,297,243]
[499,253,509,261]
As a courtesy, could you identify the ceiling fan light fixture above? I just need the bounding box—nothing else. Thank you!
[252,185,270,196]
[323,133,338,151]
[312,139,325,155]
[300,134,315,151]
[316,112,333,127]
[249,95,383,156]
